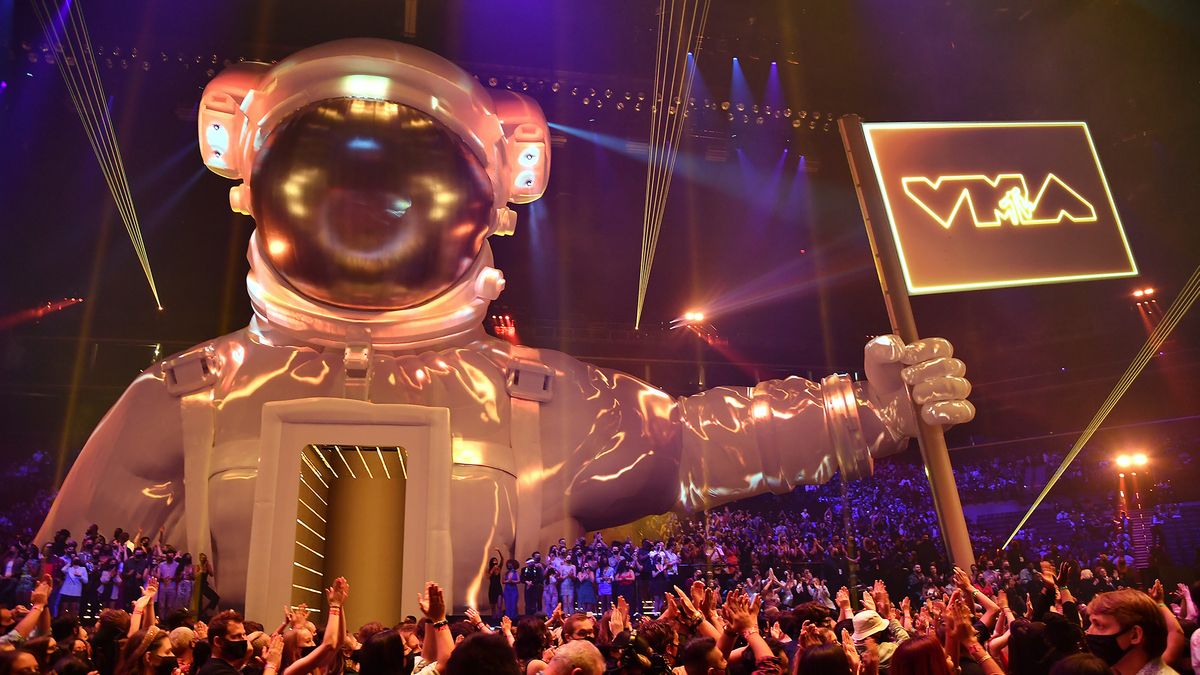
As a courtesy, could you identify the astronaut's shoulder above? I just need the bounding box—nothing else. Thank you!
[154,328,253,397]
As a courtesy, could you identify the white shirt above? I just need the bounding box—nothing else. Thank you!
[1190,626,1200,674]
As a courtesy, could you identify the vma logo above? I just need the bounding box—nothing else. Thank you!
[901,173,1097,229]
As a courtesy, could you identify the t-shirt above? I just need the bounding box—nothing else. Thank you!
[195,658,241,675]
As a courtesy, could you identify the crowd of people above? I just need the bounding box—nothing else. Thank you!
[0,544,1197,675]
[1,442,1199,674]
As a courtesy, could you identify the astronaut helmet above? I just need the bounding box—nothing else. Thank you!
[197,39,550,314]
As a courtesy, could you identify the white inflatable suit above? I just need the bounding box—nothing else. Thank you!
[38,40,974,619]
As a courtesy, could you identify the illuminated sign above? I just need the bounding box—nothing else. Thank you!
[862,122,1137,295]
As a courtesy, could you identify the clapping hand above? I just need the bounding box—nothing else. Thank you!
[871,580,891,617]
[861,590,877,612]
[836,586,851,611]
[840,628,861,672]
[264,634,284,670]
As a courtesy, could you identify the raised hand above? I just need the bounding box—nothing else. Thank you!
[290,603,310,628]
[996,590,1009,610]
[952,566,972,591]
[840,628,861,672]
[264,634,284,670]
[674,585,703,624]
[871,580,892,617]
[550,603,563,625]
[722,590,754,633]
[861,590,877,612]
[465,607,484,627]
[136,577,159,609]
[660,592,680,624]
[500,615,512,635]
[1149,579,1165,604]
[799,621,823,648]
[418,582,447,622]
[836,586,851,611]
[327,577,349,606]
[689,581,707,615]
[615,596,631,632]
[30,575,52,606]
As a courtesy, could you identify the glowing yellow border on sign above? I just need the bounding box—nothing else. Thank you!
[861,121,1138,295]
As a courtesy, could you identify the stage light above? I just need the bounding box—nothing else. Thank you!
[551,82,560,92]
[752,401,770,419]
[720,101,730,110]
[267,238,288,256]
[1144,288,1155,295]
[1115,454,1131,468]
[1133,289,1144,298]
[518,146,540,167]
[1132,453,1148,466]
[736,102,745,112]
[792,119,801,128]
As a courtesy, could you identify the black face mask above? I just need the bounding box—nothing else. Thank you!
[154,656,179,675]
[221,638,249,661]
[1086,630,1133,665]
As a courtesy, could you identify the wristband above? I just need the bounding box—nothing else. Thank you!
[742,628,760,638]
[432,620,449,629]
[329,607,342,616]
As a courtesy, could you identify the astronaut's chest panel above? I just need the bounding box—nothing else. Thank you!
[207,353,518,479]
[237,398,456,620]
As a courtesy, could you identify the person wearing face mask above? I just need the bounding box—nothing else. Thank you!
[197,611,250,675]
[562,614,596,644]
[1085,588,1183,675]
[168,627,198,675]
[114,629,179,675]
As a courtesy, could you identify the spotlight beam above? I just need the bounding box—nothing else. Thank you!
[32,0,161,308]
[1004,263,1200,548]
[636,0,711,328]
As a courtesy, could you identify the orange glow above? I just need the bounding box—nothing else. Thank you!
[267,238,289,256]
[751,401,770,419]
[1132,453,1148,466]
[1115,454,1131,468]
[1133,289,1144,298]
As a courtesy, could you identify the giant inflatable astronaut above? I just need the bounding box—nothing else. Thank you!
[39,39,974,619]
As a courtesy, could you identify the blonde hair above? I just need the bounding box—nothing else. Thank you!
[1088,590,1166,657]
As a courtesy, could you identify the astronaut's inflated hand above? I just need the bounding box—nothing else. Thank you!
[863,334,975,439]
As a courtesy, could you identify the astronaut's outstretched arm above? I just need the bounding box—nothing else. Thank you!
[36,371,186,544]
[674,335,974,512]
